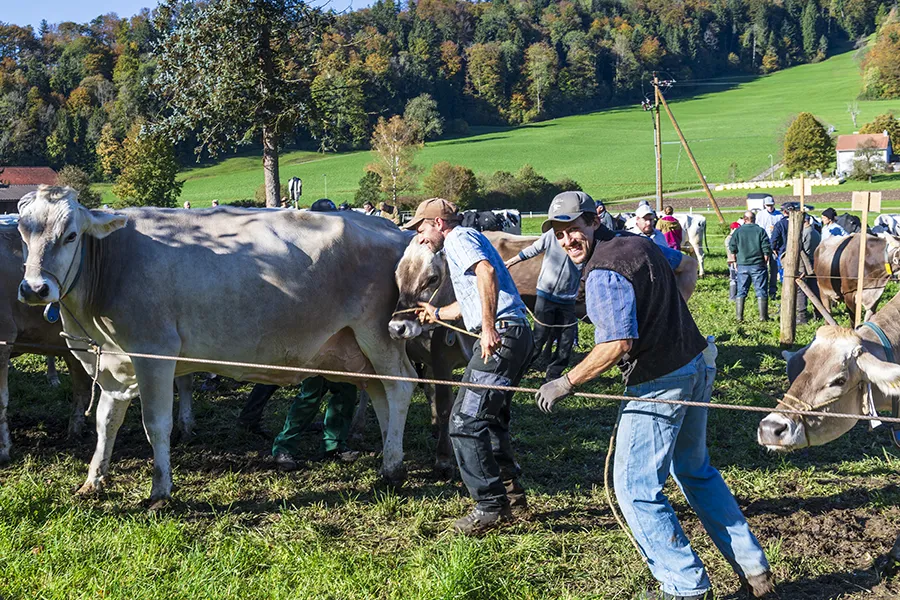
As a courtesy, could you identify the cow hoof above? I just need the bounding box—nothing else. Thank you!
[148,497,172,512]
[433,460,455,480]
[174,427,195,445]
[76,480,104,497]
[48,376,61,388]
[381,465,408,487]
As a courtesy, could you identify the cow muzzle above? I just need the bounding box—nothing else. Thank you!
[18,277,57,305]
[389,318,422,340]
[757,413,806,451]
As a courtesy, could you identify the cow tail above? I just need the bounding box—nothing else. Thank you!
[703,221,709,255]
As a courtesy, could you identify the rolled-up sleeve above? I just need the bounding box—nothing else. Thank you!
[585,270,638,344]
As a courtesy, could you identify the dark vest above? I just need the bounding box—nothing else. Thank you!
[579,227,707,385]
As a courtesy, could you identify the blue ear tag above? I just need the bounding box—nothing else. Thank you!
[892,427,900,450]
[43,303,60,324]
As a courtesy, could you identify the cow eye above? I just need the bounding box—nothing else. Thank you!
[831,377,846,387]
[64,232,77,244]
[426,275,439,287]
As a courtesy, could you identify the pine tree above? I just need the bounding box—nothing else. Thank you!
[801,1,819,58]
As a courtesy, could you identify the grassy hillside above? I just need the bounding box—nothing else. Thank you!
[103,47,900,208]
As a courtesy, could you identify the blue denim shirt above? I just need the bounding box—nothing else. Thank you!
[444,226,527,332]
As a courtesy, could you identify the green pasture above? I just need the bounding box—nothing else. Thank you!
[3,224,900,598]
[100,46,900,209]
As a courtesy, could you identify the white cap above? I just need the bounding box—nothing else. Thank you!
[635,205,655,219]
[763,196,775,206]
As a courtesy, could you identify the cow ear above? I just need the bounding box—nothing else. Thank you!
[86,210,128,239]
[857,352,900,396]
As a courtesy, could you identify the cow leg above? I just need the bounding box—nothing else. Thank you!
[357,334,415,484]
[429,344,456,479]
[46,356,60,388]
[62,353,90,439]
[131,357,177,504]
[0,348,11,465]
[77,390,131,496]
[690,239,705,277]
[174,375,194,442]
[349,390,369,441]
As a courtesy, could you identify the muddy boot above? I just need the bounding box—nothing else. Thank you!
[452,506,512,535]
[740,570,776,598]
[757,297,769,322]
[736,298,745,322]
[504,478,528,515]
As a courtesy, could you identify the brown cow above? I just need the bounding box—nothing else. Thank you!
[814,233,900,321]
[757,292,900,576]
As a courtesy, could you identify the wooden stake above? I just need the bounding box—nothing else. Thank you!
[855,193,870,327]
[799,173,805,212]
[656,89,726,226]
[780,211,804,345]
[653,80,662,212]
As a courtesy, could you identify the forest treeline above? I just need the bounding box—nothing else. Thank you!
[0,0,894,180]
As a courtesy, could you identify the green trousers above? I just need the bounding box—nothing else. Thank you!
[271,376,358,456]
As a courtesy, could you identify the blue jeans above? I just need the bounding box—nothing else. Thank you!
[736,264,768,299]
[615,354,770,596]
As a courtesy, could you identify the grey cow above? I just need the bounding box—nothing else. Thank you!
[17,186,416,506]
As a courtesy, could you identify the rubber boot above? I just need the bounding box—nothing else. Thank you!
[758,297,769,322]
[736,298,745,322]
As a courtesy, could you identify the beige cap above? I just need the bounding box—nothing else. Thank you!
[402,197,460,230]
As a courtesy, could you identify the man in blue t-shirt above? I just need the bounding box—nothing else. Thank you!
[405,197,534,535]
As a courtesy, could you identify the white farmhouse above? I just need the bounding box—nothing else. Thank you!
[835,131,893,176]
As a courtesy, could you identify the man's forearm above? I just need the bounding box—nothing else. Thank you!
[475,261,499,330]
[437,301,461,321]
[566,339,632,386]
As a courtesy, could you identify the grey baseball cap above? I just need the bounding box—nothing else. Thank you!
[541,191,596,233]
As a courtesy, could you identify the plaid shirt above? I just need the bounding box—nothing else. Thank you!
[444,226,527,332]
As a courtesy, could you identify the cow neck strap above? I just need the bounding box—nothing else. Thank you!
[859,320,900,449]
[859,321,895,364]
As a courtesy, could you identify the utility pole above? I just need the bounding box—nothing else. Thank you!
[653,74,662,212]
[653,81,726,226]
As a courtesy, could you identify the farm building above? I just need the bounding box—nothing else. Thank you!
[0,166,58,213]
[835,131,893,176]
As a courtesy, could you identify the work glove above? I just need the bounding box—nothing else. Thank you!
[536,375,573,414]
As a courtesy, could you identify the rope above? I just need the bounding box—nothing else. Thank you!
[3,338,900,425]
[604,423,645,561]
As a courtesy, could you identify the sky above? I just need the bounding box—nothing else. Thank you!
[5,0,368,29]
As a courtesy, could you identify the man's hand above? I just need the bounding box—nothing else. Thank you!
[480,326,501,360]
[418,302,439,324]
[536,375,573,413]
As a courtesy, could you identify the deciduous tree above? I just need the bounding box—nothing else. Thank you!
[783,112,833,173]
[367,116,422,205]
[113,121,183,207]
[152,0,326,207]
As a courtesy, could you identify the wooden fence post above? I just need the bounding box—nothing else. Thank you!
[780,210,804,345]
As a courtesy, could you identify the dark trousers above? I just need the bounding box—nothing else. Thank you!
[531,296,578,381]
[767,255,779,298]
[238,384,278,428]
[450,324,534,511]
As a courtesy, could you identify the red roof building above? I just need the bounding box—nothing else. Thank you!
[0,167,59,212]
[0,166,58,185]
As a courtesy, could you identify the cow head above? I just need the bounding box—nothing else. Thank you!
[877,233,900,274]
[389,238,451,339]
[757,325,900,451]
[17,185,127,305]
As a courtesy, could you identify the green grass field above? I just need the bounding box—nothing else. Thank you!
[101,46,900,209]
[2,221,900,598]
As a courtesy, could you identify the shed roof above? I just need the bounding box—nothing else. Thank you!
[0,167,58,185]
[835,133,891,152]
